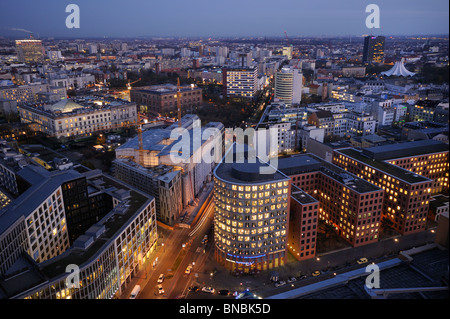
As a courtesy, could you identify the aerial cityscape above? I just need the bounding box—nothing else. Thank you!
[0,0,448,309]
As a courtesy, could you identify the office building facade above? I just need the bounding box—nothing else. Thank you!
[213,149,291,272]
[362,36,385,64]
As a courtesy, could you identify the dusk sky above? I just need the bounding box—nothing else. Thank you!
[0,0,448,38]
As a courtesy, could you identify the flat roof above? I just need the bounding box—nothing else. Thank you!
[291,185,318,205]
[337,148,432,184]
[278,154,382,194]
[361,140,448,160]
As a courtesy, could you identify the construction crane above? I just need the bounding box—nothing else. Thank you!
[284,31,289,46]
[127,78,142,90]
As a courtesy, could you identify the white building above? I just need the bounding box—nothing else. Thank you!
[274,67,303,106]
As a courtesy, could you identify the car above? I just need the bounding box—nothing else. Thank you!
[274,280,286,287]
[312,270,321,277]
[218,289,230,296]
[157,274,165,283]
[157,284,164,295]
[287,276,297,283]
[357,257,369,264]
[185,265,192,274]
[201,287,215,294]
[299,274,307,280]
[189,286,200,292]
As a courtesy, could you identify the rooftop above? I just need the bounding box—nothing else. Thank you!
[361,140,449,161]
[336,148,432,184]
[278,154,382,194]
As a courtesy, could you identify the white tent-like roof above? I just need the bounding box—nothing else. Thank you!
[381,58,416,77]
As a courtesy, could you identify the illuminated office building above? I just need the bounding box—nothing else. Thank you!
[222,67,258,99]
[332,141,448,235]
[362,36,385,64]
[213,146,291,272]
[15,39,45,64]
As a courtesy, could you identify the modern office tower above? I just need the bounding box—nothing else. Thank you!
[288,185,319,261]
[274,67,303,105]
[18,96,138,139]
[278,154,384,248]
[362,35,385,64]
[332,141,447,235]
[0,161,158,299]
[15,39,45,63]
[130,84,202,117]
[222,67,258,99]
[213,146,291,272]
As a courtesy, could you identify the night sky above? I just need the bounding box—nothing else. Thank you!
[0,0,448,38]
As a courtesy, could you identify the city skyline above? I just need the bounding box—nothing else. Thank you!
[0,0,449,38]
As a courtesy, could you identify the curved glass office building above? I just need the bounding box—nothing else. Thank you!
[213,148,291,272]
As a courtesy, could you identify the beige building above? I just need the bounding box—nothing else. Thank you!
[19,97,137,138]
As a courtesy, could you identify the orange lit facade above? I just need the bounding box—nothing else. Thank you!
[386,151,449,195]
[333,149,433,235]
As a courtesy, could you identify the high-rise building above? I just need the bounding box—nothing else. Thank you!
[15,39,45,63]
[222,67,258,99]
[213,146,291,272]
[274,67,303,105]
[362,36,385,64]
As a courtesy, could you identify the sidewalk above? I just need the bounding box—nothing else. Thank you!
[186,225,438,298]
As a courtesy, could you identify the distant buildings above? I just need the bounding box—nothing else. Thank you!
[15,39,45,64]
[407,100,449,124]
[362,36,385,64]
